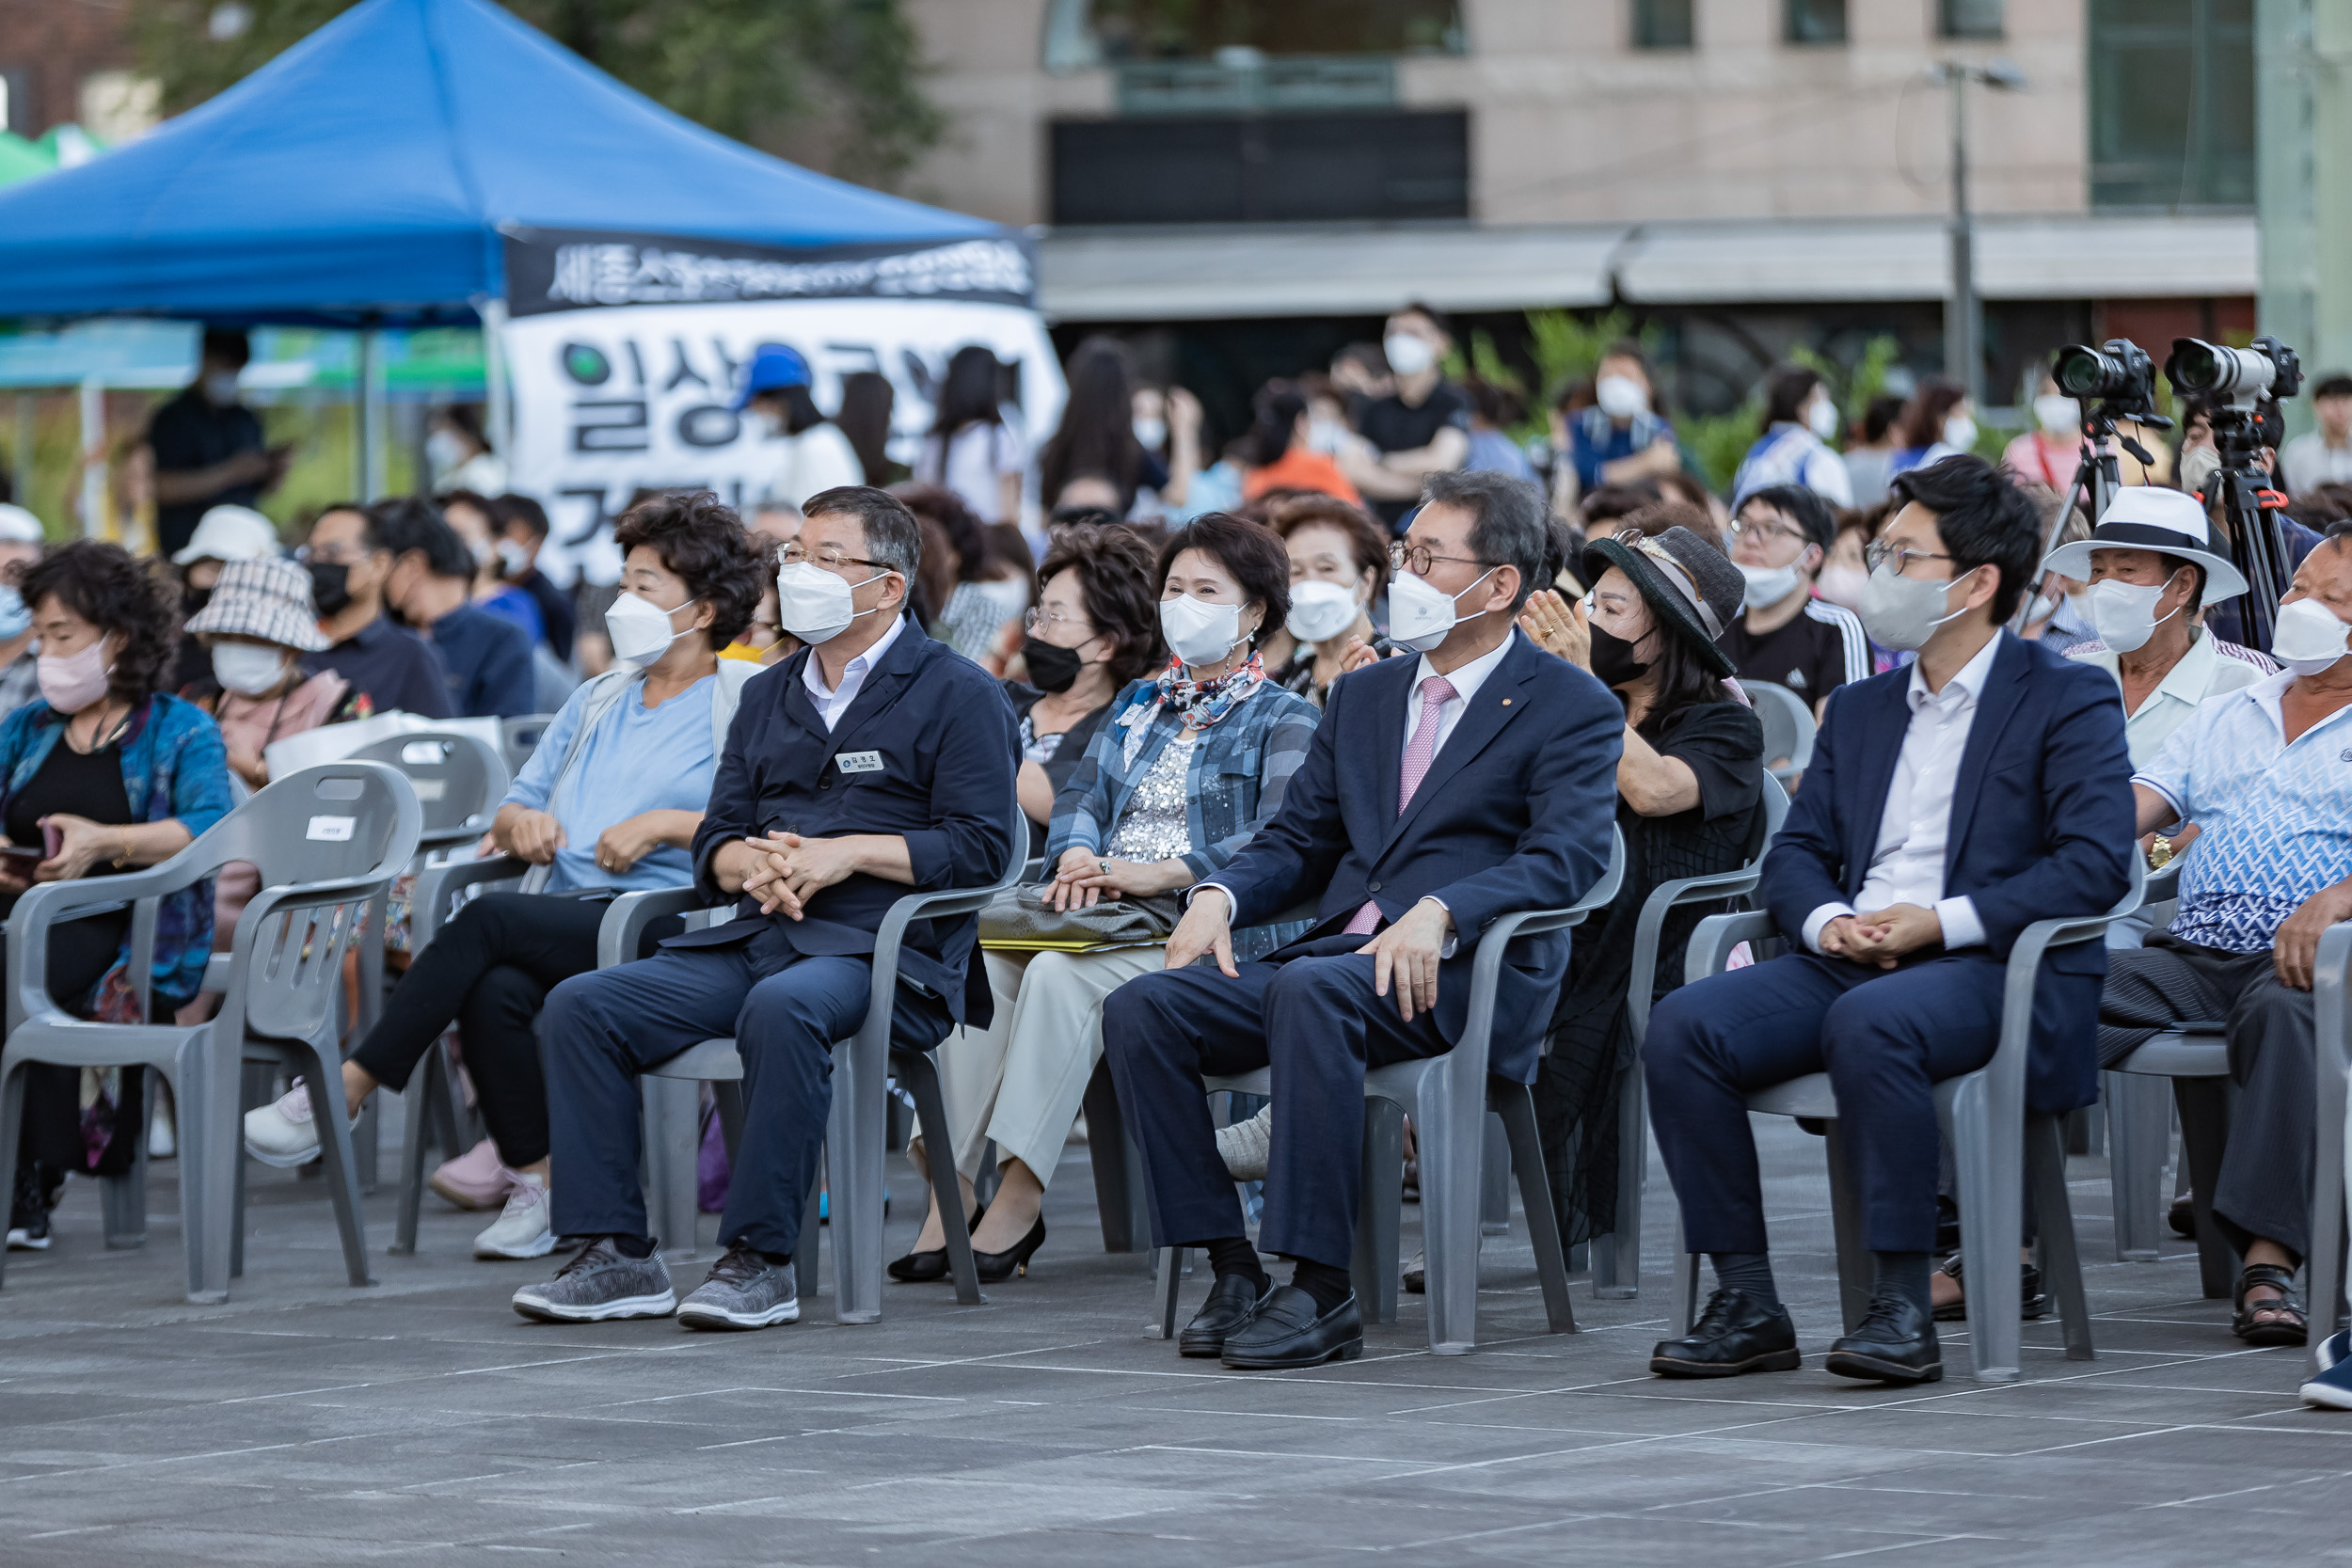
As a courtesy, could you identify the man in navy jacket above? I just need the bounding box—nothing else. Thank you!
[1645,456,2134,1386]
[1104,471,1625,1370]
[515,487,1019,1332]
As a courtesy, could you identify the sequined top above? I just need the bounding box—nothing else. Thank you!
[1104,730,1198,863]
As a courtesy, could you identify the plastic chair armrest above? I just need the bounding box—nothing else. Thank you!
[410,854,529,950]
[1683,910,1780,988]
[1626,867,1765,1048]
[596,885,725,970]
[1990,867,2146,1102]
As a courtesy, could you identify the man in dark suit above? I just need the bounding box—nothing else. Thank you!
[514,487,1019,1330]
[1104,470,1626,1370]
[1644,456,2134,1385]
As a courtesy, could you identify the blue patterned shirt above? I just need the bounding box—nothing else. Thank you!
[2135,670,2352,953]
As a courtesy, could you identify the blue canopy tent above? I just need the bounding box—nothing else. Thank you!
[0,0,1002,327]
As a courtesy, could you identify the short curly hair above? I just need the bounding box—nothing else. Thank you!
[612,491,766,650]
[22,540,179,708]
[1268,494,1391,600]
[1037,526,1164,687]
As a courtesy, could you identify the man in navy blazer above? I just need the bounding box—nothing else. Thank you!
[1645,456,2134,1386]
[1104,471,1625,1370]
[515,487,1019,1331]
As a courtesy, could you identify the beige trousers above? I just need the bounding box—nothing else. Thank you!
[924,944,1166,1187]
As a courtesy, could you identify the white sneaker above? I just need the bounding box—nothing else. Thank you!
[474,1172,555,1259]
[1217,1104,1273,1182]
[244,1084,323,1167]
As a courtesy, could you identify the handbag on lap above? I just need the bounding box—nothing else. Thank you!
[976,881,1182,951]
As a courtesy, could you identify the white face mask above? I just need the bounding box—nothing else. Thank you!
[202,371,242,405]
[1285,579,1360,644]
[1805,393,1840,441]
[2180,445,2222,496]
[1388,565,1496,654]
[1857,562,1973,652]
[755,410,785,439]
[1594,374,1649,420]
[1738,562,1803,611]
[211,641,290,697]
[1133,416,1168,451]
[1943,414,1979,452]
[2272,594,2352,676]
[495,538,532,577]
[1815,562,1867,611]
[1382,331,1437,378]
[2084,578,2178,655]
[1159,594,1247,668]
[605,591,697,666]
[2033,393,2081,436]
[774,561,883,645]
[426,429,468,473]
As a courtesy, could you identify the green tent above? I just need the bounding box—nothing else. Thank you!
[0,132,54,189]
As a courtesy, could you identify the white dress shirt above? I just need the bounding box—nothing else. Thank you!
[2068,629,2273,769]
[803,611,905,733]
[1801,632,2001,955]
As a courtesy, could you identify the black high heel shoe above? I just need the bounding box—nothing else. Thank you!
[886,1200,986,1283]
[971,1216,1046,1282]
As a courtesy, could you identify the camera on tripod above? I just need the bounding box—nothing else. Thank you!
[2053,339,2163,420]
[2166,335,2303,411]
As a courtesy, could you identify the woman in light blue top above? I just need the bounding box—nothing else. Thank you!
[241,494,768,1259]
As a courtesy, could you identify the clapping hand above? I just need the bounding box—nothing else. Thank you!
[1518,589,1589,669]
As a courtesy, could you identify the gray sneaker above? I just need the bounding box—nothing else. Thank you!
[512,1236,676,1323]
[677,1243,801,1331]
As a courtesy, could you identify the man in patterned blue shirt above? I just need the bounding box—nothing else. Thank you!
[2101,522,2352,1349]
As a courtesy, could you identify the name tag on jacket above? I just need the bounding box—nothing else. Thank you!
[834,750,885,774]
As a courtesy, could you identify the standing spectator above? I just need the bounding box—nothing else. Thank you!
[440,490,543,647]
[1718,484,1870,718]
[1885,379,1976,487]
[896,483,1030,668]
[1841,393,1910,503]
[1240,381,1364,508]
[2280,374,2352,498]
[835,371,902,488]
[733,346,865,511]
[1463,378,1537,483]
[301,502,452,718]
[917,345,1025,526]
[490,495,577,664]
[1339,304,1472,528]
[0,504,44,717]
[426,404,506,498]
[146,328,287,560]
[1560,341,1680,509]
[1040,338,1166,517]
[1731,365,1854,509]
[373,499,535,720]
[3,542,231,1251]
[2003,368,2084,492]
[1130,383,1202,515]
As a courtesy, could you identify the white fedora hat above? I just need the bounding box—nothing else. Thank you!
[2042,486,2248,603]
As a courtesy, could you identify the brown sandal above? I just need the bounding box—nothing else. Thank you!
[2232,1262,2308,1347]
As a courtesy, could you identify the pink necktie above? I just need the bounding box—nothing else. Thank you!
[1345,674,1458,935]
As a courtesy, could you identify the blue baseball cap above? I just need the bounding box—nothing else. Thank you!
[730,344,812,410]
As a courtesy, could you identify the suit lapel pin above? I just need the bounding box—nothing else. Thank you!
[1501,698,1511,705]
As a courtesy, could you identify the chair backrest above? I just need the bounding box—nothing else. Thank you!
[350,729,510,838]
[501,713,558,777]
[194,760,425,892]
[1738,679,1816,781]
[1757,770,1791,850]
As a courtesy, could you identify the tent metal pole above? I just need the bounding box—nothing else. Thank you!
[11,394,32,520]
[354,331,373,502]
[480,296,511,467]
[77,376,104,541]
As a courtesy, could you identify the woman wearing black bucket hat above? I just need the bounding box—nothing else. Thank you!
[1514,524,1769,1266]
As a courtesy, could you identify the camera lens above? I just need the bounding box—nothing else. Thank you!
[2053,346,2116,399]
[2167,338,2275,400]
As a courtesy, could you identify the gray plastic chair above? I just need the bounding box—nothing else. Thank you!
[0,762,421,1302]
[1149,826,1628,1356]
[1596,773,1791,1298]
[2312,924,2352,1365]
[1666,858,2144,1383]
[621,785,1026,1321]
[349,730,510,857]
[1736,678,1816,784]
[501,713,558,778]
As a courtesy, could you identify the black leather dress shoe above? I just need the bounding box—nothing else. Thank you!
[1824,1293,1943,1384]
[1649,1288,1802,1378]
[1180,1273,1275,1358]
[1220,1286,1363,1370]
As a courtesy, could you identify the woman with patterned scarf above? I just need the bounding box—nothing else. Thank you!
[893,514,1321,1285]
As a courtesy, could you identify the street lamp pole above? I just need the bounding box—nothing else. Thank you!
[1936,59,2026,409]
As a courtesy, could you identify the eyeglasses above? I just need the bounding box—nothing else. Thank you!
[1023,607,1097,637]
[1389,540,1489,578]
[1729,516,1810,549]
[778,546,887,572]
[1864,541,1957,576]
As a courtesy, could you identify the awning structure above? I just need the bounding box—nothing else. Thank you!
[1036,211,2258,322]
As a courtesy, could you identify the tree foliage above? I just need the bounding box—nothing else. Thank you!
[131,0,946,189]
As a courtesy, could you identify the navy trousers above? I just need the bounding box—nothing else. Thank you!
[542,943,952,1256]
[1103,946,1450,1270]
[1644,950,2006,1255]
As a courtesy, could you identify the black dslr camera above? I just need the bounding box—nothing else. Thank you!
[2053,338,2164,420]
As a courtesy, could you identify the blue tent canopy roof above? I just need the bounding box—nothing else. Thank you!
[0,0,999,326]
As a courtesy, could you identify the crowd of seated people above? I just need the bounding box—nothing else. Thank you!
[8,334,2352,1418]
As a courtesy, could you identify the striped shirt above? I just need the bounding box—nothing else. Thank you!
[1722,596,1871,706]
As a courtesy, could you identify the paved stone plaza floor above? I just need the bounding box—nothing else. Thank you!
[2,1115,2344,1567]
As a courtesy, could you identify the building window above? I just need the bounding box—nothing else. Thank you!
[1044,0,1466,72]
[1785,0,1847,46]
[1632,0,1694,49]
[1050,110,1470,225]
[2089,0,2254,208]
[1939,0,2003,37]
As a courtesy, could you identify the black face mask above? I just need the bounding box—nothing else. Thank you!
[1021,635,1088,694]
[308,561,353,618]
[183,583,213,617]
[1588,624,1651,688]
